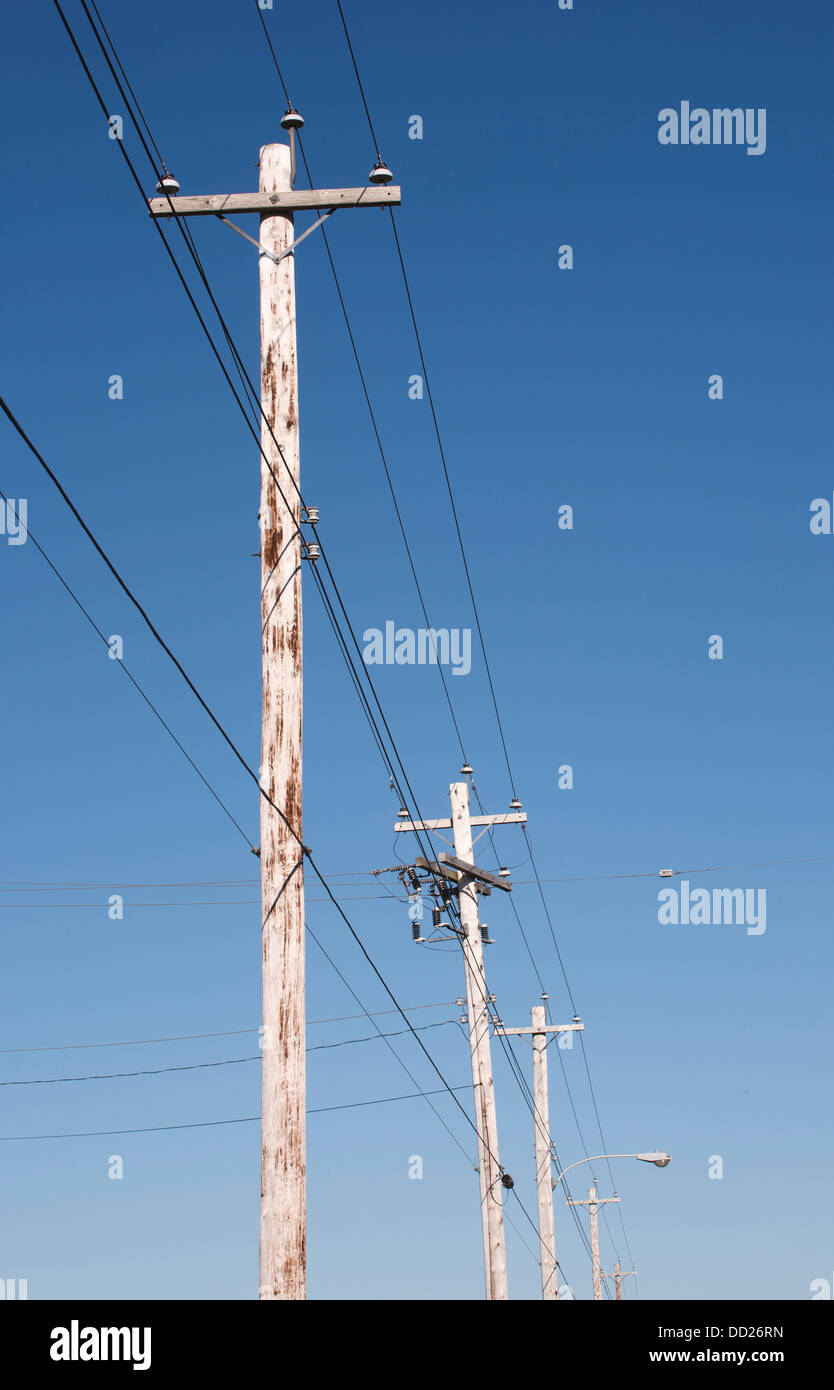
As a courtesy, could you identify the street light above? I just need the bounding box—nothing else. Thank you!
[552,1152,671,1302]
[552,1152,671,1187]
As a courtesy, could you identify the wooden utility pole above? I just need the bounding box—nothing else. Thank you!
[395,777,526,1300]
[496,1004,583,1299]
[605,1258,637,1301]
[450,779,507,1300]
[567,1182,620,1301]
[257,140,305,1303]
[149,140,401,1301]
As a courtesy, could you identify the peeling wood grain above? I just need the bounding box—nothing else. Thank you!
[258,142,306,1303]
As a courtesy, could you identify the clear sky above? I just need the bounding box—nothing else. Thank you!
[1,0,831,1301]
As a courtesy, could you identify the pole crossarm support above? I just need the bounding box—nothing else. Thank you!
[148,186,402,217]
[414,855,462,886]
[216,209,335,265]
[395,811,527,833]
[412,854,514,892]
[566,1194,620,1207]
[495,1022,583,1037]
[437,853,513,891]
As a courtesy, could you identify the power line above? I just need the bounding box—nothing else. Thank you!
[0,1055,261,1086]
[0,1000,457,1055]
[251,6,472,770]
[249,15,586,1276]
[325,7,627,1292]
[0,896,397,908]
[0,488,254,849]
[3,389,468,1195]
[308,1019,459,1052]
[54,0,622,1289]
[69,0,423,827]
[335,0,383,161]
[3,844,823,893]
[49,5,494,1176]
[247,17,834,1277]
[1,392,301,851]
[0,1086,473,1142]
[0,1021,460,1085]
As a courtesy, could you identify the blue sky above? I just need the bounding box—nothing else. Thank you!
[0,0,831,1300]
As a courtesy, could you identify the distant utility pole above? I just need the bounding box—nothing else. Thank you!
[603,1258,637,1301]
[395,773,526,1300]
[150,125,400,1301]
[567,1181,620,1301]
[496,1003,583,1299]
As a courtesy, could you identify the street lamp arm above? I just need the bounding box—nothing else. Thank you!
[551,1154,639,1189]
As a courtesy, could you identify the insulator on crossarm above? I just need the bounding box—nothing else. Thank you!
[368,158,393,185]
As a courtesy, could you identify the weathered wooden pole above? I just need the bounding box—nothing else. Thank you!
[148,147,401,1301]
[531,1004,558,1300]
[450,779,508,1300]
[258,140,306,1301]
[393,788,526,1297]
[588,1183,602,1302]
[494,1010,583,1299]
[567,1180,620,1302]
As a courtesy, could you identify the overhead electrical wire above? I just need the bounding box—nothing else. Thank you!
[2,847,824,892]
[0,1000,458,1055]
[249,20,581,1234]
[3,281,471,1230]
[50,0,611,1291]
[0,488,254,849]
[62,0,470,937]
[251,0,616,1286]
[0,1086,472,1142]
[46,3,501,1181]
[55,0,488,1062]
[63,0,601,1293]
[252,1,471,768]
[0,896,398,908]
[0,1021,460,1086]
[327,1,631,1288]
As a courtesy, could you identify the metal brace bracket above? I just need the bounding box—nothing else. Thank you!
[215,209,336,265]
